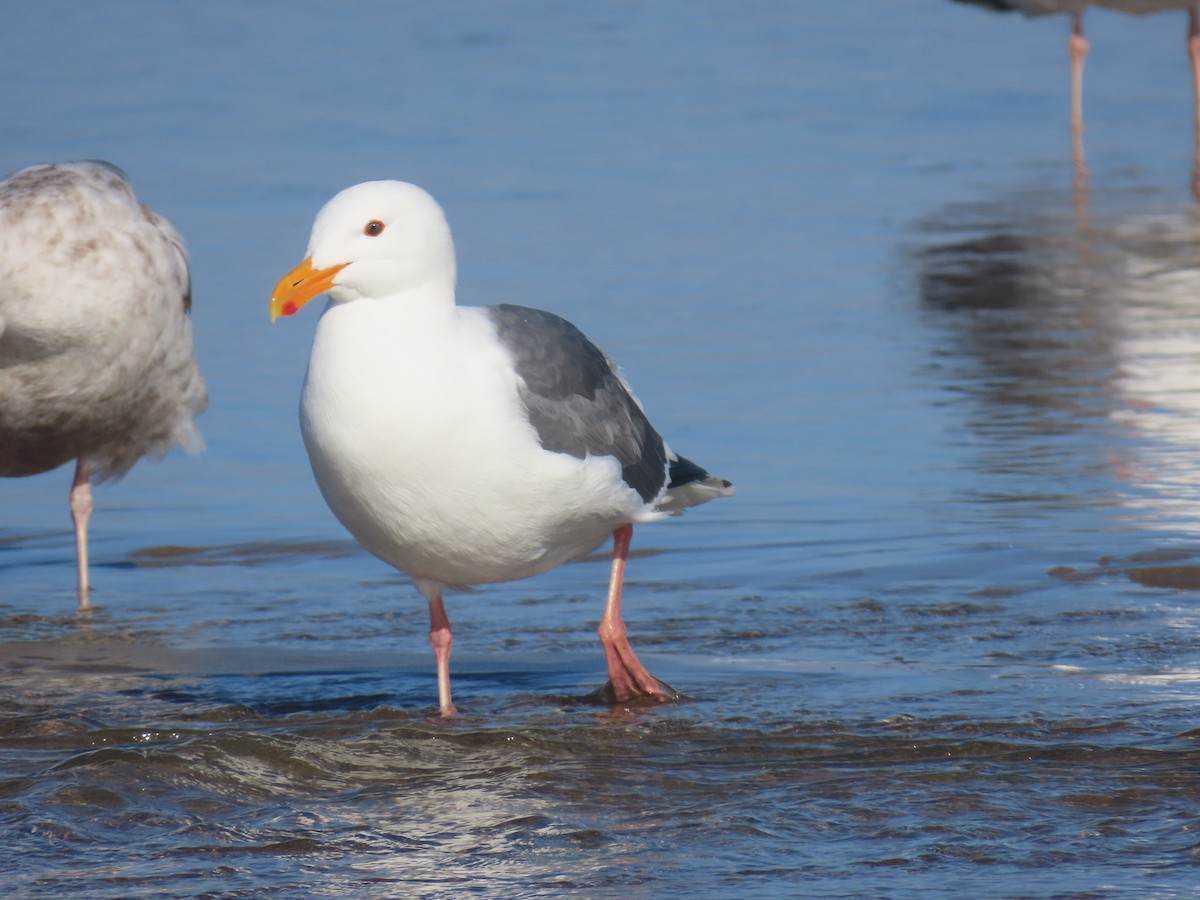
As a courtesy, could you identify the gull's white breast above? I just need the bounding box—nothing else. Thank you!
[299,297,649,588]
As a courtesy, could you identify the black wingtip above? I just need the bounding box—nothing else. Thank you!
[667,453,712,489]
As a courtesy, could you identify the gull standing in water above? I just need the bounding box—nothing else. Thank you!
[0,161,207,608]
[271,180,732,715]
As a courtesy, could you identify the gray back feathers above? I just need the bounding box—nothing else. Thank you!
[487,304,668,503]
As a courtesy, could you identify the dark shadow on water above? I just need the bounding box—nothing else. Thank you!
[576,677,686,706]
[1051,545,1200,590]
[124,539,360,568]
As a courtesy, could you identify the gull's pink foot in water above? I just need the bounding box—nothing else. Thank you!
[593,524,683,705]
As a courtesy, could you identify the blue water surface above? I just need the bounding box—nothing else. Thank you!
[4,2,1200,898]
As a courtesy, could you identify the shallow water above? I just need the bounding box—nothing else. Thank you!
[5,2,1200,897]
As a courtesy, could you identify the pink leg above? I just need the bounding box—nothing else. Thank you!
[427,590,458,717]
[1068,11,1090,206]
[1068,11,1088,137]
[1188,6,1200,201]
[597,524,672,703]
[69,460,92,610]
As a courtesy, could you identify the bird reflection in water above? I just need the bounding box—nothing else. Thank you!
[911,184,1200,532]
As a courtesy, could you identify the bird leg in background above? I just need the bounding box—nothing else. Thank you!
[1068,11,1088,137]
[69,459,92,610]
[427,590,458,717]
[1069,10,1089,201]
[1189,5,1200,202]
[597,524,675,703]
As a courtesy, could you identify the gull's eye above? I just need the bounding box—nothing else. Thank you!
[364,219,385,237]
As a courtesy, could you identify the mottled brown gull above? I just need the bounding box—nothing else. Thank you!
[270,180,732,716]
[0,161,207,608]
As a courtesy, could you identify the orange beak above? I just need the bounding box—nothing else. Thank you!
[269,257,349,322]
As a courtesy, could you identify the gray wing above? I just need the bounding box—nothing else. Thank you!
[487,304,668,504]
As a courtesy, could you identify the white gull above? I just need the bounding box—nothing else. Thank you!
[270,180,732,716]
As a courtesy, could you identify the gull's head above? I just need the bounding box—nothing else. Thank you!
[270,180,456,321]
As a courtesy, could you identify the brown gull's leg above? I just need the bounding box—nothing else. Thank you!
[69,459,92,610]
[427,589,458,717]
